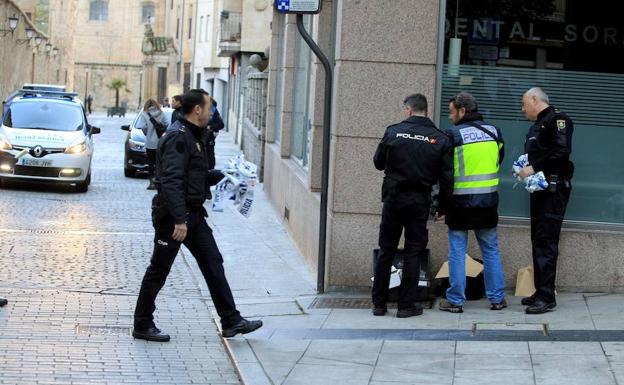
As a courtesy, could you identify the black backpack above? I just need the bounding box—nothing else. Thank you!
[147,112,167,138]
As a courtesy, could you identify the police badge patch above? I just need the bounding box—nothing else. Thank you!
[556,120,566,130]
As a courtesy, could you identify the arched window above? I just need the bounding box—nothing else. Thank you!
[89,0,108,21]
[141,2,156,24]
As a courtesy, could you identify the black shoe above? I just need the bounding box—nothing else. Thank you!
[372,307,387,316]
[525,299,556,314]
[132,326,170,342]
[222,318,263,338]
[490,299,508,311]
[396,306,424,318]
[0,298,7,307]
[521,294,538,306]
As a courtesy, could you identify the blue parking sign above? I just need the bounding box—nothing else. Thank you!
[275,0,321,14]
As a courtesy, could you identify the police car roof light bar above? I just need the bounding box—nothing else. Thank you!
[16,89,79,100]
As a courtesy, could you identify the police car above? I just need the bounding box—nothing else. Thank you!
[0,89,100,192]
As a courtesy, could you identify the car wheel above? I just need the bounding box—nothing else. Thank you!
[124,168,136,178]
[76,172,91,193]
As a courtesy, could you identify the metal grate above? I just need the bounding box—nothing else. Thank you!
[309,297,434,310]
[75,325,132,336]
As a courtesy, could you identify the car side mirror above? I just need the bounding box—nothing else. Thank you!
[120,124,130,131]
[90,126,101,135]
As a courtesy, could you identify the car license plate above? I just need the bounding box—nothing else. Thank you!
[20,158,52,167]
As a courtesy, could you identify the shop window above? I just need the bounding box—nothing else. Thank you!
[291,15,313,167]
[440,0,624,224]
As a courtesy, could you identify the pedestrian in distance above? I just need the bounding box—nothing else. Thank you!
[372,93,454,318]
[170,95,183,126]
[86,94,93,115]
[437,92,507,314]
[136,99,168,190]
[518,87,574,315]
[133,89,262,341]
[162,97,171,108]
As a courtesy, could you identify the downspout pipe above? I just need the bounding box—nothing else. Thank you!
[295,13,333,294]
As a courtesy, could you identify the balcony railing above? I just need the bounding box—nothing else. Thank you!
[217,11,241,57]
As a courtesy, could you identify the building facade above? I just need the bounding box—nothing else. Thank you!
[1,0,75,101]
[260,0,624,292]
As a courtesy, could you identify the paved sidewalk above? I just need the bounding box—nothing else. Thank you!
[208,132,624,385]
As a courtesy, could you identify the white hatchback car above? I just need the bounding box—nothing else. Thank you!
[0,90,100,192]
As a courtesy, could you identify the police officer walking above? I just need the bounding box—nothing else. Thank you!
[519,87,574,314]
[372,94,453,318]
[438,92,507,314]
[133,89,262,341]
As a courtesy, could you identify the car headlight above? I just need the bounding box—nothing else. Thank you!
[128,139,145,151]
[65,139,87,154]
[0,135,12,150]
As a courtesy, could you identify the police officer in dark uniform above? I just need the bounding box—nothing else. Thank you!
[133,89,262,341]
[372,94,454,318]
[206,99,224,170]
[519,87,574,314]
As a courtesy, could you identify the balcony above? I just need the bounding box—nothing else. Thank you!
[217,11,241,57]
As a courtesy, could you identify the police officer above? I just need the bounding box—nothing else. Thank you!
[133,89,262,341]
[519,87,574,314]
[170,95,183,125]
[372,94,454,318]
[438,92,506,314]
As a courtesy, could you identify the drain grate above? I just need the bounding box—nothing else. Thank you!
[309,297,434,310]
[75,325,132,336]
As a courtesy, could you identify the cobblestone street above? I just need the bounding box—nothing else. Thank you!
[0,112,245,385]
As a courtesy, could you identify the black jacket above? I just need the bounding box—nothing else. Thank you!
[525,106,574,179]
[208,100,224,133]
[445,112,503,230]
[171,108,183,125]
[156,119,224,224]
[374,115,454,208]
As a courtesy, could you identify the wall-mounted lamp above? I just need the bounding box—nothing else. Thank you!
[16,26,34,45]
[34,35,42,46]
[45,42,52,52]
[0,14,19,37]
[52,47,59,57]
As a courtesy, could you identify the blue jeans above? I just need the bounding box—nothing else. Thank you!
[445,228,506,306]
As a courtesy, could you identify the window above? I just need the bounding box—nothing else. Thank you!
[196,73,201,88]
[141,3,155,24]
[89,0,108,21]
[4,102,84,132]
[204,15,210,41]
[176,18,180,39]
[170,0,173,10]
[440,0,624,224]
[290,15,313,166]
[199,16,204,42]
[188,17,192,39]
[273,15,285,143]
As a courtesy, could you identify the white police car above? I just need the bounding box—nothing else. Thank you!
[0,90,100,192]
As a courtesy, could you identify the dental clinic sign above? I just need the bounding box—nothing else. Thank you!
[275,0,321,14]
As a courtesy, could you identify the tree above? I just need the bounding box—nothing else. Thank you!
[106,79,131,108]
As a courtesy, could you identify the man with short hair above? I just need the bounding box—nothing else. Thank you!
[372,93,453,318]
[133,89,262,341]
[170,95,183,124]
[438,92,506,314]
[518,87,574,314]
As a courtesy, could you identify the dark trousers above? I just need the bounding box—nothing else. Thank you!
[530,183,571,303]
[134,211,242,329]
[146,149,157,177]
[372,200,429,310]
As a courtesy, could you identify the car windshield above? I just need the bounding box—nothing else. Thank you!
[2,101,84,131]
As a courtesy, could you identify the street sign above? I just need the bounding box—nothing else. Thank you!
[275,0,321,14]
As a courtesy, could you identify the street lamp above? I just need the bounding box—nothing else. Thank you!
[45,42,52,53]
[85,68,90,102]
[138,69,143,109]
[0,14,19,37]
[16,26,34,45]
[52,47,59,57]
[34,35,42,46]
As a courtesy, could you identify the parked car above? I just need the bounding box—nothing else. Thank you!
[122,107,173,177]
[0,89,100,192]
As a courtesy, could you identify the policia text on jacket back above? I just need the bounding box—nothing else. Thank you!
[132,89,262,341]
[372,94,454,318]
[518,87,574,315]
